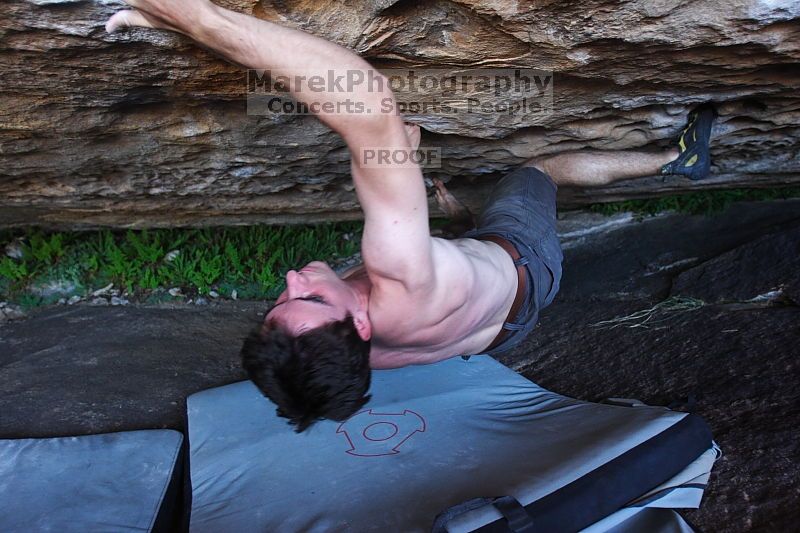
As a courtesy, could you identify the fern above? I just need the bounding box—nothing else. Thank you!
[0,257,28,281]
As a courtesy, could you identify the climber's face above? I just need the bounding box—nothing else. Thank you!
[265,261,357,335]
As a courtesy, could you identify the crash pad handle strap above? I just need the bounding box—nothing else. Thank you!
[493,496,535,532]
[431,496,535,533]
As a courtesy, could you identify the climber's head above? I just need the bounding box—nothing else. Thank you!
[239,261,372,432]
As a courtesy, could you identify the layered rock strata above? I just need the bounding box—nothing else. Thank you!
[1,0,798,227]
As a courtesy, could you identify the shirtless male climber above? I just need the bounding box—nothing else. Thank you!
[106,0,716,432]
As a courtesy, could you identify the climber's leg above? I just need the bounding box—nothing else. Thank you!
[524,149,679,187]
[526,104,718,186]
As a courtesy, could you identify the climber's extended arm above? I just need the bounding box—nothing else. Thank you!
[106,0,434,293]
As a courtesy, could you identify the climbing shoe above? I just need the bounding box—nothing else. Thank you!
[660,103,718,181]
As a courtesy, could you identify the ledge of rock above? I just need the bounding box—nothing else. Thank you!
[1,0,799,228]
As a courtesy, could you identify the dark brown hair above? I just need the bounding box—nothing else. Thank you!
[240,314,372,432]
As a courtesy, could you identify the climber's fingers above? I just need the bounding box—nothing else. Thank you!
[402,122,421,152]
[432,180,449,209]
[106,9,153,33]
[105,8,182,34]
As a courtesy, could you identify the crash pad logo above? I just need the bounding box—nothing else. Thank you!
[336,409,426,457]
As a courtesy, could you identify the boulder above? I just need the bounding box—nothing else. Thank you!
[671,224,800,304]
[1,0,799,227]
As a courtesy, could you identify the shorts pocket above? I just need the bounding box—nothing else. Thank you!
[530,228,563,307]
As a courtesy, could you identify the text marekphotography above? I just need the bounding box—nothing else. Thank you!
[246,68,553,119]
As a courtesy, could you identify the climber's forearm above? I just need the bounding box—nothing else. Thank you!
[191,5,370,75]
[189,3,393,140]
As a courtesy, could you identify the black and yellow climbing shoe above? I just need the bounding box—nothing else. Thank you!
[661,104,718,181]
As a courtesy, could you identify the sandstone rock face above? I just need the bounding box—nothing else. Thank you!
[1,0,799,228]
